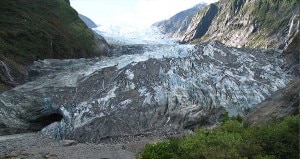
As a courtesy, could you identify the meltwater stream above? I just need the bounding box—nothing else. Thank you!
[0,25,291,141]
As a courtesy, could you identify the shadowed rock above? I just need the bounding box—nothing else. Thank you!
[244,79,299,124]
[153,3,206,40]
[183,4,218,42]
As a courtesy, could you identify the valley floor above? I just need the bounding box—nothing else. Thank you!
[0,133,137,159]
[0,130,189,159]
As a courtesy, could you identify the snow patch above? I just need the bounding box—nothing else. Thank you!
[143,93,153,106]
[98,86,117,102]
[139,87,147,96]
[125,69,134,80]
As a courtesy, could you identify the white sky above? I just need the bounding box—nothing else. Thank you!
[70,0,219,27]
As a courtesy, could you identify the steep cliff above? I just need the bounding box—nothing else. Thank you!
[185,0,300,49]
[152,3,206,40]
[159,0,299,50]
[0,0,110,92]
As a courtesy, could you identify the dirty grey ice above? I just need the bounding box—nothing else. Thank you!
[0,40,291,142]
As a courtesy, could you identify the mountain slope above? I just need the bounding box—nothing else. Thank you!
[184,0,300,49]
[158,0,299,50]
[152,3,206,40]
[0,0,110,92]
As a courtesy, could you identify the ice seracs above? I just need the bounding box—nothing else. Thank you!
[0,26,291,141]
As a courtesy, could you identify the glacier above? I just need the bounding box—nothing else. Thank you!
[94,24,176,45]
[0,25,291,142]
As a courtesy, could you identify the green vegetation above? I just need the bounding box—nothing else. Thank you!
[244,0,300,48]
[138,116,299,159]
[0,0,101,65]
[250,0,299,34]
[0,0,105,92]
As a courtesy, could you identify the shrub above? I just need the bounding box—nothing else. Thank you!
[138,116,299,159]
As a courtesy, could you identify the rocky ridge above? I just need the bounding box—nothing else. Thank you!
[153,3,207,40]
[156,0,300,50]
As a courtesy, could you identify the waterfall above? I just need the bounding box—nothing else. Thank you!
[285,14,300,49]
[0,60,14,82]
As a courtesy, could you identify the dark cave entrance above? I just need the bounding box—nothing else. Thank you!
[28,113,64,131]
[0,113,64,136]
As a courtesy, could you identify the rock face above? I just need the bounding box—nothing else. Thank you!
[0,41,291,141]
[244,79,299,125]
[152,3,206,40]
[182,3,218,43]
[0,59,28,89]
[157,0,300,49]
[283,32,300,77]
